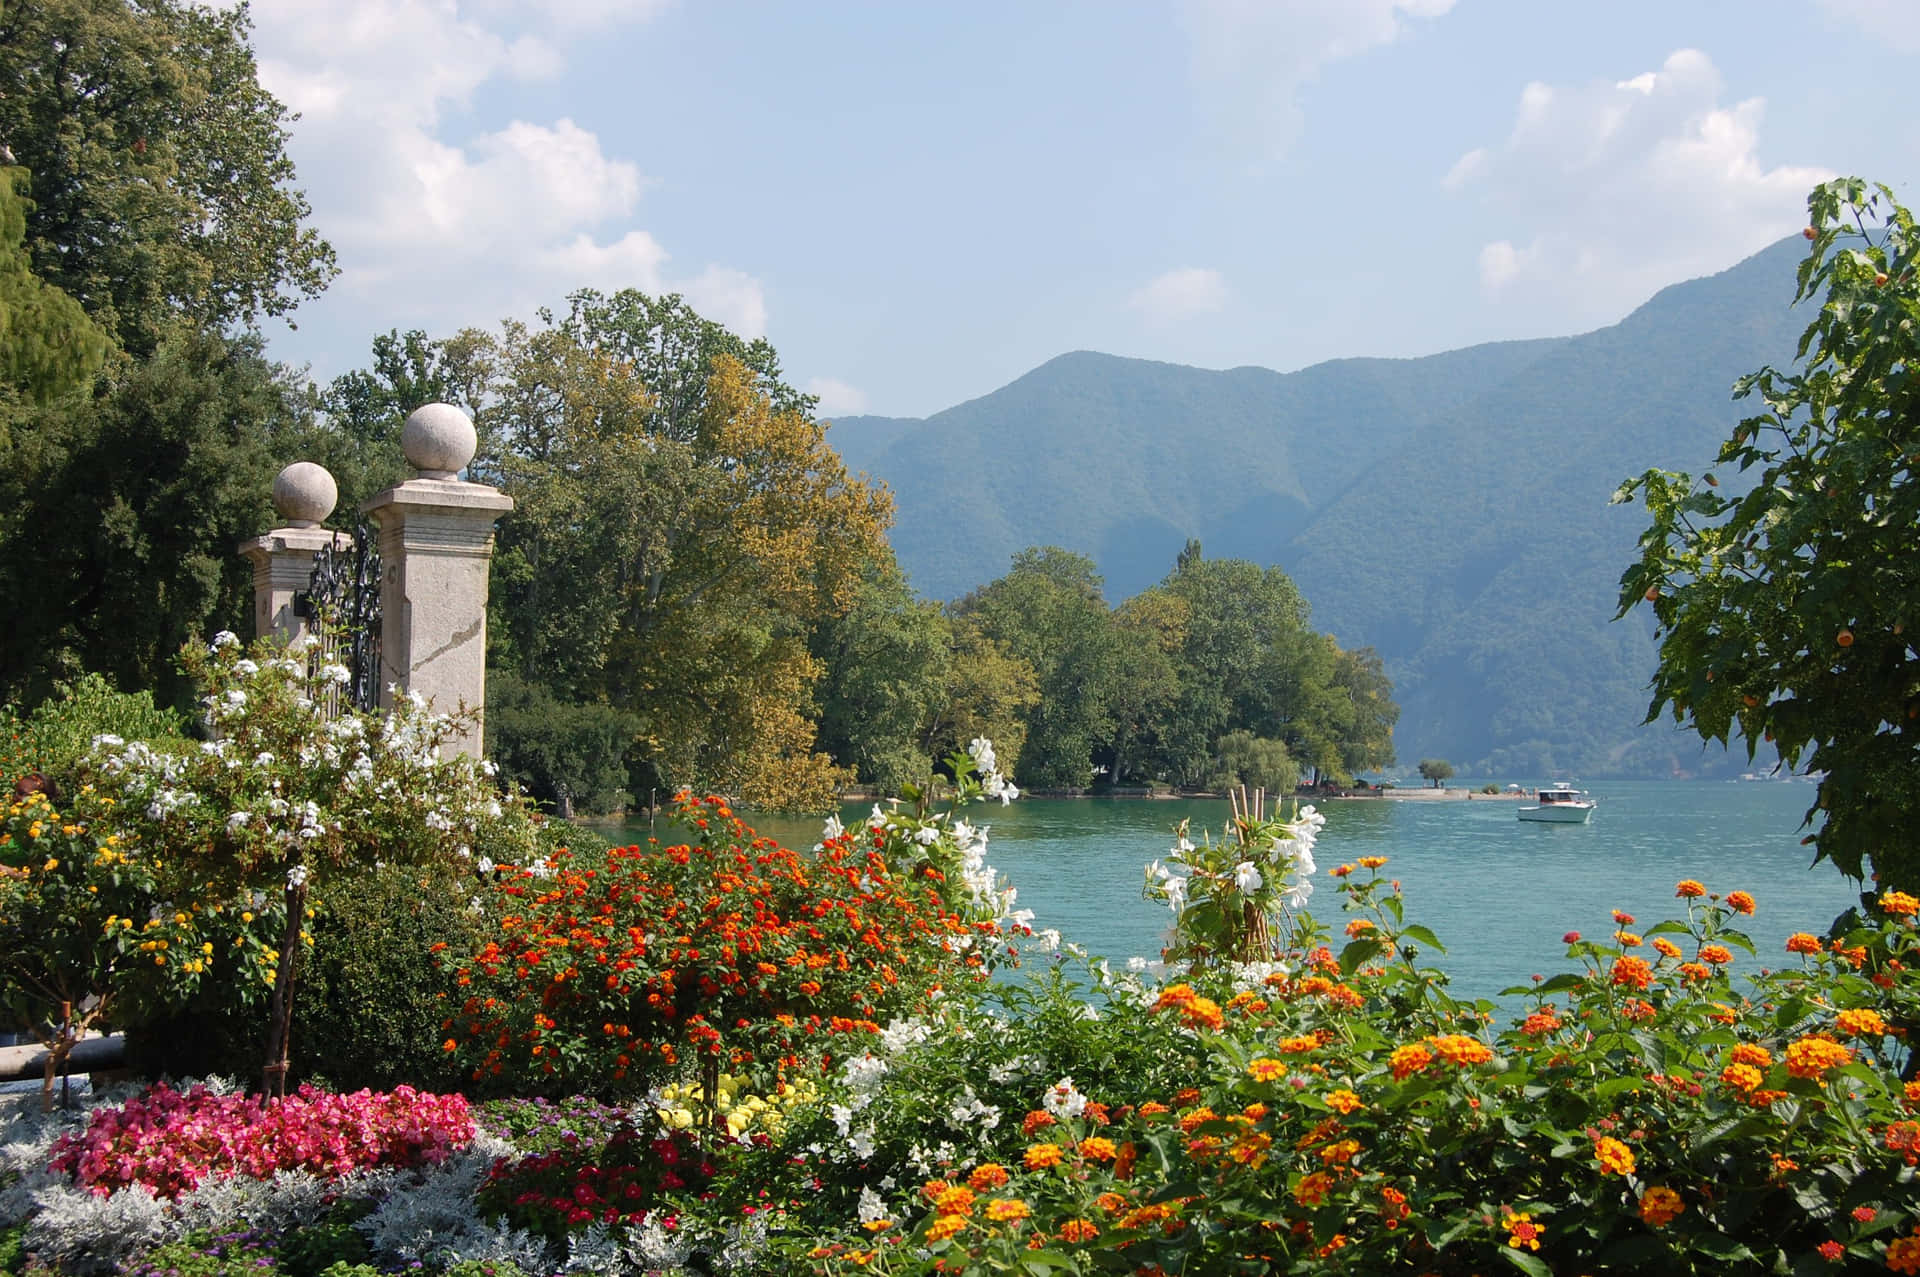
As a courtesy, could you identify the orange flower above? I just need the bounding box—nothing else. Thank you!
[1248,1058,1286,1082]
[1325,1089,1362,1114]
[1613,909,1637,926]
[1729,1043,1773,1069]
[1678,962,1712,983]
[1699,944,1733,965]
[1058,1219,1099,1243]
[1890,1232,1920,1275]
[1616,931,1645,948]
[1639,1186,1685,1226]
[1358,855,1388,869]
[1786,932,1824,956]
[984,1198,1030,1223]
[1611,956,1653,990]
[968,1163,1009,1191]
[931,1185,977,1217]
[1879,891,1920,918]
[1346,918,1376,938]
[1675,879,1707,898]
[1836,1007,1888,1038]
[1023,1143,1064,1170]
[1652,937,1682,960]
[1594,1135,1636,1176]
[1094,1191,1126,1213]
[1181,997,1225,1031]
[925,1215,966,1243]
[1428,1034,1493,1067]
[1520,1009,1562,1037]
[1784,1036,1853,1079]
[1294,1171,1334,1206]
[1277,1034,1319,1055]
[1078,1136,1119,1162]
[1390,1042,1434,1080]
[1726,890,1756,915]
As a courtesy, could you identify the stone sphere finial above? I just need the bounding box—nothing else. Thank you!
[402,403,477,479]
[272,461,338,529]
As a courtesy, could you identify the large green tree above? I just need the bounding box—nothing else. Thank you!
[0,0,334,354]
[955,547,1123,789]
[1617,177,1920,889]
[0,331,300,705]
[0,167,107,405]
[329,297,893,811]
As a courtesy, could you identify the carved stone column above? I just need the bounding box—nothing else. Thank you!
[237,462,350,645]
[361,404,513,759]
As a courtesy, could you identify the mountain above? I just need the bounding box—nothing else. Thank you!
[826,236,1811,779]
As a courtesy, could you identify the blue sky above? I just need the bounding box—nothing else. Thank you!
[246,0,1920,420]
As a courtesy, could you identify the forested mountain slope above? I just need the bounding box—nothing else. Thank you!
[829,236,1810,777]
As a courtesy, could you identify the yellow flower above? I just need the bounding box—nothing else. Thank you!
[1325,1089,1362,1114]
[1248,1058,1286,1082]
[1593,1136,1635,1175]
[983,1198,1030,1223]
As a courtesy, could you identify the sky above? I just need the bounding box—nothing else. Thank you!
[243,0,1920,421]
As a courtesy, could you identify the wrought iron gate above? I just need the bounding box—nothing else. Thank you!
[297,521,383,713]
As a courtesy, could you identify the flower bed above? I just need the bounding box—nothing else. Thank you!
[47,1082,474,1197]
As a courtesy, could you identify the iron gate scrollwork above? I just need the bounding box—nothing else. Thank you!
[297,520,383,713]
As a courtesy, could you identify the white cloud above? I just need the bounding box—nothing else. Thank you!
[1130,268,1229,320]
[1447,49,1832,322]
[805,377,870,417]
[1818,0,1920,53]
[245,0,762,351]
[1180,0,1455,158]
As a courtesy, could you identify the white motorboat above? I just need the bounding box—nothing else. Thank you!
[1518,786,1595,823]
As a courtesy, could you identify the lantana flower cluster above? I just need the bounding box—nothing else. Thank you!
[47,1082,474,1198]
[447,788,1008,1092]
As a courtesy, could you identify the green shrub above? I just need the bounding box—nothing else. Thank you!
[484,672,636,816]
[0,673,185,792]
[0,1225,21,1276]
[292,864,495,1093]
[439,1262,533,1277]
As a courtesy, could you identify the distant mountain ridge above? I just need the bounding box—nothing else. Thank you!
[827,236,1811,779]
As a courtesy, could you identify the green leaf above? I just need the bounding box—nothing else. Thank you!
[1400,923,1448,953]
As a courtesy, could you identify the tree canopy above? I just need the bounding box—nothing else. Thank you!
[1617,177,1920,889]
[0,0,334,353]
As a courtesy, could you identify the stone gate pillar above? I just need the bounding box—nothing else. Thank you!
[238,462,351,646]
[361,404,513,759]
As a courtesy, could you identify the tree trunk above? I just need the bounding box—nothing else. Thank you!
[262,877,309,1099]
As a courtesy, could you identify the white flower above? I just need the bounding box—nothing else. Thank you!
[913,826,940,846]
[476,856,495,875]
[856,1186,889,1224]
[1282,877,1315,909]
[1233,860,1263,893]
[1029,928,1062,954]
[286,864,310,888]
[1041,1077,1087,1119]
[253,752,275,768]
[321,664,351,685]
[211,631,240,649]
[1163,874,1188,912]
[224,690,247,708]
[867,804,888,831]
[983,773,1019,804]
[232,659,259,676]
[227,811,250,830]
[967,736,998,775]
[821,814,845,842]
[1174,836,1195,855]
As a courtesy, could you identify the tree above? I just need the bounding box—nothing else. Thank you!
[1418,759,1454,788]
[810,561,952,793]
[1616,177,1920,890]
[0,0,334,354]
[0,167,107,404]
[955,548,1122,789]
[336,300,894,810]
[1208,730,1298,795]
[0,331,302,707]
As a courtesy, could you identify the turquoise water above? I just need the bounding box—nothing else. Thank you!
[593,781,1863,1008]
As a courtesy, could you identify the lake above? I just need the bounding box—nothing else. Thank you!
[589,780,1864,1009]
